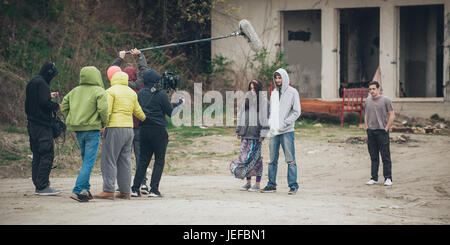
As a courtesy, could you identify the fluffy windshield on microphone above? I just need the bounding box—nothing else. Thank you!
[239,19,263,53]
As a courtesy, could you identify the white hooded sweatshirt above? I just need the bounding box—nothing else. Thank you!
[269,68,301,135]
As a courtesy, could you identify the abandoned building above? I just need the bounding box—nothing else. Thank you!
[211,0,450,120]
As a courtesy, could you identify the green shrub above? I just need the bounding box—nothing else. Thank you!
[250,48,290,87]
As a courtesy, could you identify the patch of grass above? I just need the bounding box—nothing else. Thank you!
[0,161,13,166]
[180,139,194,145]
[296,119,316,129]
[52,162,65,169]
[430,114,445,121]
[166,166,179,172]
[3,155,22,161]
[169,125,231,140]
[3,125,28,134]
[0,151,23,166]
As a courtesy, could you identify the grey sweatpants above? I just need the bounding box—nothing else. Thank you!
[100,127,134,193]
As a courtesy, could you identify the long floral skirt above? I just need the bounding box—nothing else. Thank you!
[229,138,263,179]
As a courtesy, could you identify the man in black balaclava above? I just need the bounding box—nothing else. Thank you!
[25,61,61,196]
[131,69,184,197]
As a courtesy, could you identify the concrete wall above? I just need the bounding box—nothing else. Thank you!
[283,10,322,98]
[393,100,450,121]
[211,0,450,102]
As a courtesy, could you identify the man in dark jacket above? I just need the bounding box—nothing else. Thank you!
[25,61,61,196]
[131,69,184,197]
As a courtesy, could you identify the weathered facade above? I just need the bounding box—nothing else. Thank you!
[212,0,450,119]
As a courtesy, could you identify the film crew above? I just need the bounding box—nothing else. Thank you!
[94,71,146,200]
[61,66,109,202]
[111,48,151,194]
[25,61,61,196]
[131,69,184,197]
[230,79,269,192]
[261,68,301,195]
[364,81,395,186]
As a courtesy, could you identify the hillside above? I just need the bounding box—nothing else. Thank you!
[0,0,213,126]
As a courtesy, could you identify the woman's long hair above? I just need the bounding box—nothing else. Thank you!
[245,79,262,112]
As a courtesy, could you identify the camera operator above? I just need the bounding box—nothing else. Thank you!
[131,69,184,197]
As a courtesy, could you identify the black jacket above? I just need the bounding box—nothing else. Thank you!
[25,62,59,126]
[138,69,182,128]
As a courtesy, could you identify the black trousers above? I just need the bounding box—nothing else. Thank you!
[367,129,392,181]
[27,122,54,190]
[132,126,168,193]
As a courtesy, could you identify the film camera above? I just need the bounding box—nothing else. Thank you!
[161,72,180,91]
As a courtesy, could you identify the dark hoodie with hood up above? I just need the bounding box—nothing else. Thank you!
[137,69,183,128]
[25,62,59,127]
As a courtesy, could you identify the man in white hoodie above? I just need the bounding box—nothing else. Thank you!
[261,68,301,195]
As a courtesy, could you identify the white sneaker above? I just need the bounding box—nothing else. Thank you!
[131,190,140,197]
[384,178,392,186]
[366,179,378,185]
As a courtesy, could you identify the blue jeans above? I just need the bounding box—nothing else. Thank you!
[267,131,299,189]
[73,131,100,194]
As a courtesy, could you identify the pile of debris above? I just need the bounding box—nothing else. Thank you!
[345,136,367,144]
[391,122,448,134]
[392,134,416,144]
[391,114,449,135]
[336,134,415,145]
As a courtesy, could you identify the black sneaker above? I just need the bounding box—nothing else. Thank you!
[140,184,149,195]
[148,190,162,197]
[70,190,89,202]
[288,188,298,195]
[261,186,276,193]
[86,190,93,200]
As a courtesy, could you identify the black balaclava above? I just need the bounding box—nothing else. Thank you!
[38,62,58,83]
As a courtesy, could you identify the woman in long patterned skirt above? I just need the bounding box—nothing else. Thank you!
[230,79,269,192]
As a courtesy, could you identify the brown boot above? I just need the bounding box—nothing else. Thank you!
[115,192,131,200]
[93,191,115,200]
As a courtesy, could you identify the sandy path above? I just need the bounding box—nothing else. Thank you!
[0,132,449,225]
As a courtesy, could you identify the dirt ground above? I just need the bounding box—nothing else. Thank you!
[0,126,449,225]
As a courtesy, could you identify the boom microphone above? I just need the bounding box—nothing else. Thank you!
[238,19,263,53]
[126,19,263,53]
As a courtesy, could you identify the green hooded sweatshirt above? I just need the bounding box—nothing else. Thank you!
[61,66,109,131]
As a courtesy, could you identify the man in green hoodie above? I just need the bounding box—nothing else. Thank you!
[61,66,109,202]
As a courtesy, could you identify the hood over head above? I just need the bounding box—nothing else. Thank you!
[272,68,290,93]
[143,69,161,87]
[123,66,137,82]
[39,61,58,83]
[110,71,129,86]
[79,66,104,88]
